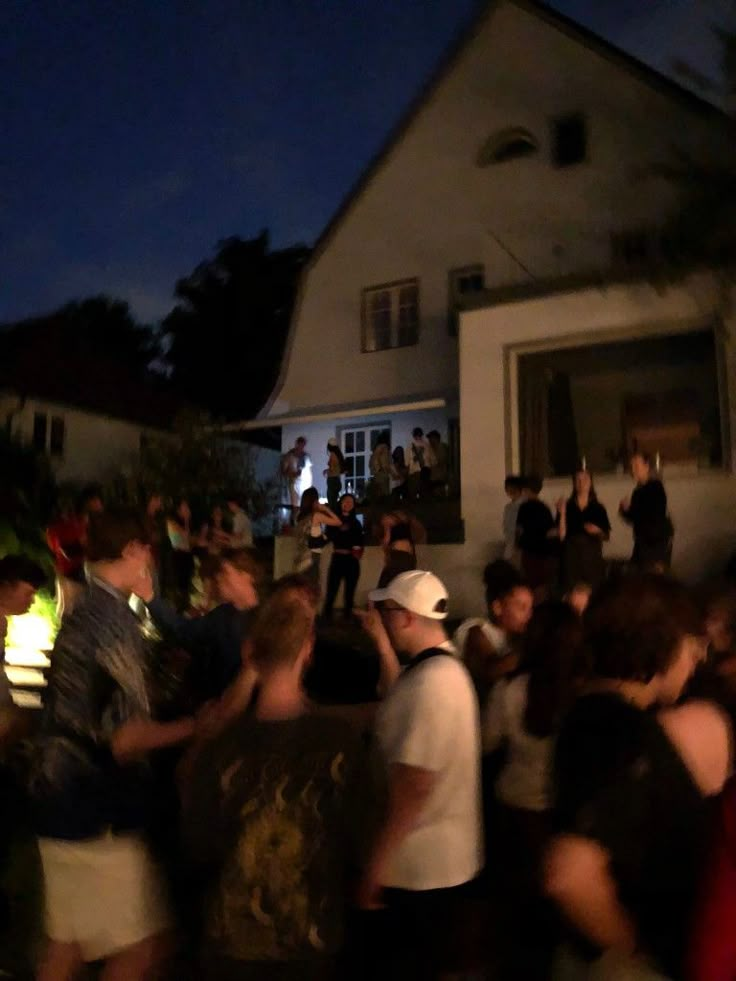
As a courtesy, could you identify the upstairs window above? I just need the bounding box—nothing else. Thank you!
[32,412,47,451]
[448,265,485,335]
[32,410,66,456]
[610,228,682,271]
[517,328,722,477]
[49,416,65,456]
[362,279,419,352]
[552,113,587,167]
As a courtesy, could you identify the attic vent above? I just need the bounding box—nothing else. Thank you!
[477,128,539,166]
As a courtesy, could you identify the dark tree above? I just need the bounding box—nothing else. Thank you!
[163,232,310,420]
[657,14,736,271]
[0,295,159,378]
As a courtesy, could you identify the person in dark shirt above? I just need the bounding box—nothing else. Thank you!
[558,468,611,592]
[546,575,730,980]
[323,494,365,620]
[183,589,377,981]
[619,453,673,571]
[31,510,195,979]
[144,547,262,700]
[516,475,556,596]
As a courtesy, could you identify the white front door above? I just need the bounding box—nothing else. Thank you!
[340,423,391,499]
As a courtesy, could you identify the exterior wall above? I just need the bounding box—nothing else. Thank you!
[459,274,736,613]
[3,395,156,484]
[270,0,730,418]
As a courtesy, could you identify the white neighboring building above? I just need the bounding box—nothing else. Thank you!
[251,0,732,505]
[1,390,167,484]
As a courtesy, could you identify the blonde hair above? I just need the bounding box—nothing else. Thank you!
[249,592,315,675]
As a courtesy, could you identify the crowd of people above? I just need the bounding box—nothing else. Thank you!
[1,451,736,980]
[280,429,452,516]
[46,488,254,615]
[504,451,674,599]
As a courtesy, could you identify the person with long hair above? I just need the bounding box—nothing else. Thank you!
[546,575,730,979]
[292,487,341,587]
[323,438,346,513]
[377,508,427,587]
[558,468,611,593]
[323,494,364,620]
[484,601,585,979]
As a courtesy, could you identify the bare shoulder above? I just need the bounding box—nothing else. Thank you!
[658,699,733,796]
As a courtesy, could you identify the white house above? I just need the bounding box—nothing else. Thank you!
[1,389,170,484]
[232,0,736,609]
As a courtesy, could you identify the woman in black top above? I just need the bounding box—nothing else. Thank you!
[516,475,556,595]
[377,509,427,587]
[546,575,730,979]
[323,494,364,619]
[558,469,610,593]
[619,453,673,571]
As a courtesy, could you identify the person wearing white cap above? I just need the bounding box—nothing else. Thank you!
[356,570,483,978]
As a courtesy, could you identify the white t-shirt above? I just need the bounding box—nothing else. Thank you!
[484,674,553,812]
[375,652,483,890]
[453,618,508,661]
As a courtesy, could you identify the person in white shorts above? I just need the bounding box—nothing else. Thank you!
[30,509,195,980]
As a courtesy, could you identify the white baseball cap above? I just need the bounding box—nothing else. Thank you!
[369,570,449,619]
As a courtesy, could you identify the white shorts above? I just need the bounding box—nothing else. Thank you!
[38,832,172,961]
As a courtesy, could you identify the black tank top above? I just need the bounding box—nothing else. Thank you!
[554,692,709,978]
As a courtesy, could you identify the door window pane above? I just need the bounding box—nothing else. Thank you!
[32,412,47,451]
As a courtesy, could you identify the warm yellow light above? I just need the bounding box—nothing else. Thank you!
[5,591,58,667]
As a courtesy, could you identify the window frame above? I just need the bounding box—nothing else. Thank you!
[361,278,420,353]
[505,318,729,477]
[337,421,392,500]
[448,264,485,336]
[49,415,65,457]
[551,112,588,168]
[32,411,48,452]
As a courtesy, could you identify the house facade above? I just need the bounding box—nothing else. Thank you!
[258,0,732,505]
[457,272,736,613]
[0,391,167,484]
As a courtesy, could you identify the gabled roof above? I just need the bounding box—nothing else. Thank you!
[309,0,730,267]
[262,0,731,419]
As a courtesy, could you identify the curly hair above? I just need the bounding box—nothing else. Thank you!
[585,574,702,683]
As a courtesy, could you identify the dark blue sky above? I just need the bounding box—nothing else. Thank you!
[0,0,728,324]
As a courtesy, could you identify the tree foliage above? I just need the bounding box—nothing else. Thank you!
[115,411,278,521]
[163,232,310,420]
[0,295,159,377]
[660,11,736,273]
[0,431,55,571]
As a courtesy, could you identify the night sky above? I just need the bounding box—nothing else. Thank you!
[1,0,730,325]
